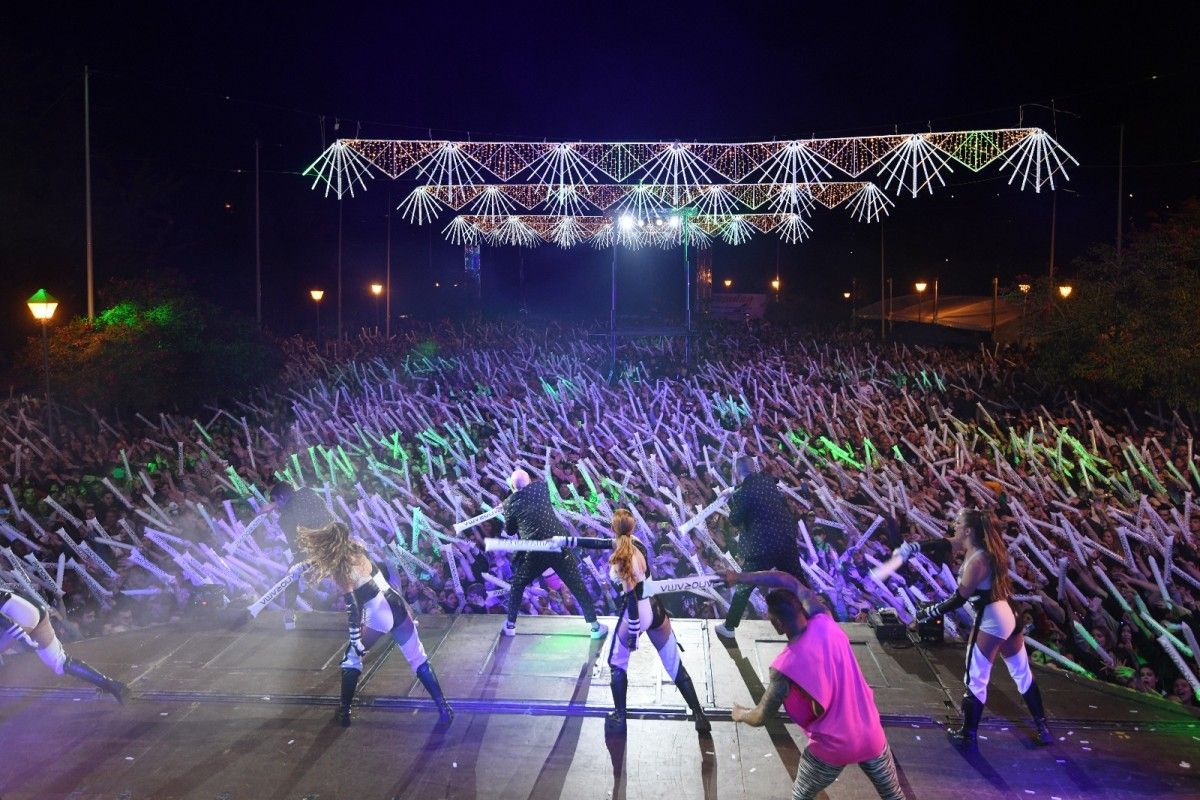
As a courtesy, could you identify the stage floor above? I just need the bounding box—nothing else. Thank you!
[1,612,1197,799]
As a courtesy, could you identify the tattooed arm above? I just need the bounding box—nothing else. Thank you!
[731,668,792,727]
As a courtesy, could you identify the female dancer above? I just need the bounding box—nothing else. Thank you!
[297,521,452,726]
[1,589,127,702]
[915,507,1052,747]
[604,508,710,734]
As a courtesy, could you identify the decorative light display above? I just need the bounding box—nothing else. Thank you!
[305,127,1076,247]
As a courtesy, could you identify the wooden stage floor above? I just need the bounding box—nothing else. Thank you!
[1,612,1197,799]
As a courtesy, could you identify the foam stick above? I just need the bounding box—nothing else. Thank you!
[676,487,734,536]
[246,561,312,617]
[77,539,120,582]
[1147,557,1173,608]
[43,496,82,529]
[1024,635,1093,678]
[69,558,114,602]
[0,521,42,553]
[1073,620,1115,667]
[1138,608,1193,658]
[868,553,905,582]
[128,549,176,586]
[21,554,60,595]
[1157,635,1200,702]
[1092,566,1132,613]
[1181,626,1200,676]
[101,478,133,510]
[641,573,724,598]
[222,509,273,554]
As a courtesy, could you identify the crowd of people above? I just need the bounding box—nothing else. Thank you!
[1,321,1197,709]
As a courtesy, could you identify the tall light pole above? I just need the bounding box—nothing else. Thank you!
[310,289,324,347]
[84,67,95,323]
[370,282,383,332]
[915,281,928,323]
[1018,282,1031,340]
[27,290,58,440]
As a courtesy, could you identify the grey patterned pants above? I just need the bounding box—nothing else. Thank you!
[791,745,905,800]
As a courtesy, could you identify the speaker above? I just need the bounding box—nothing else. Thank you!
[868,607,907,642]
[917,614,945,644]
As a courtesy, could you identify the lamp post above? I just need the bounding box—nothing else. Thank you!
[914,281,928,323]
[1058,285,1073,300]
[310,289,324,347]
[370,282,383,333]
[770,278,781,302]
[723,279,733,290]
[1018,282,1032,340]
[27,289,58,440]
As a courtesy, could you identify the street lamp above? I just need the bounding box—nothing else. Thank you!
[1058,285,1073,299]
[770,278,781,302]
[914,281,928,323]
[310,289,324,346]
[1018,283,1032,340]
[369,282,383,332]
[27,289,58,439]
[723,279,733,290]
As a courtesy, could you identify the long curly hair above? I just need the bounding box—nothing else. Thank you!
[297,521,368,587]
[961,508,1012,601]
[608,509,643,586]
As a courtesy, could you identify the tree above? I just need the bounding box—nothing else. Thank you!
[19,272,278,413]
[1030,200,1200,409]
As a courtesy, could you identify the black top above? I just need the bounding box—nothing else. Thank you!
[502,480,566,541]
[277,487,335,550]
[728,472,799,564]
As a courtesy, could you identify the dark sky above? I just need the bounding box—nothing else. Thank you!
[3,2,1199,346]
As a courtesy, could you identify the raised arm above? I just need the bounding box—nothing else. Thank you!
[725,569,826,617]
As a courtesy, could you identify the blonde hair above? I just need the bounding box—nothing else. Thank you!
[297,521,368,587]
[608,509,643,586]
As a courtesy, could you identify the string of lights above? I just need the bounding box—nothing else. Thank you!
[304,127,1076,247]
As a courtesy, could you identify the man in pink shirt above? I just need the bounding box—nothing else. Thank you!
[727,570,905,800]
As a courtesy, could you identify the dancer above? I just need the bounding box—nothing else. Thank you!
[726,570,905,800]
[1,589,127,703]
[501,469,607,640]
[716,457,802,640]
[915,507,1053,747]
[296,521,453,726]
[272,482,335,628]
[604,508,710,734]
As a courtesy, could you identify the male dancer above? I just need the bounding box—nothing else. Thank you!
[502,469,607,639]
[1,588,128,703]
[727,570,905,800]
[716,457,802,640]
[269,482,334,628]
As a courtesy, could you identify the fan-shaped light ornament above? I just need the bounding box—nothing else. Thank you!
[692,185,740,216]
[464,185,517,218]
[590,221,617,249]
[397,186,443,225]
[776,213,813,244]
[303,140,375,199]
[753,141,834,185]
[549,216,588,248]
[998,129,1079,192]
[767,183,816,215]
[719,215,755,245]
[876,135,953,198]
[487,216,541,247]
[442,216,481,246]
[845,183,894,223]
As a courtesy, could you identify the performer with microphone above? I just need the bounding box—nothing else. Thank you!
[913,507,1053,748]
[500,469,607,640]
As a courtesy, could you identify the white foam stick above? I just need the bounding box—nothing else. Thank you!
[868,553,905,582]
[19,510,48,541]
[453,505,505,534]
[1157,635,1200,701]
[246,561,312,617]
[676,487,734,536]
[69,558,113,601]
[1180,626,1200,677]
[21,554,59,595]
[1140,611,1194,658]
[640,573,723,598]
[0,521,42,553]
[482,572,512,592]
[222,509,273,554]
[1147,557,1174,608]
[4,559,47,608]
[1092,566,1132,613]
[42,496,82,529]
[798,519,818,564]
[128,549,176,585]
[77,539,120,582]
[2,483,19,516]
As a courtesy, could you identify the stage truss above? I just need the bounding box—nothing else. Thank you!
[305,128,1076,248]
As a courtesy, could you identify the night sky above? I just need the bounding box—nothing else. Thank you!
[3,3,1199,353]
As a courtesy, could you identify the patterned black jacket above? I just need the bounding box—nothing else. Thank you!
[502,480,567,541]
[728,472,799,565]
